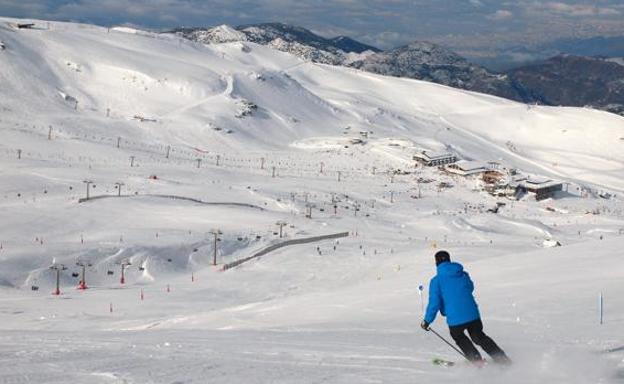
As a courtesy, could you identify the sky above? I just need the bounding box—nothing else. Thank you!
[1,0,623,54]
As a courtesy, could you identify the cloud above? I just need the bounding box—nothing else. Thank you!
[540,2,620,17]
[0,0,51,15]
[487,10,513,20]
[0,0,623,53]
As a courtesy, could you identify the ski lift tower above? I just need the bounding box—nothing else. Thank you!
[49,263,67,295]
[76,260,92,290]
[208,229,221,266]
[83,180,94,200]
[114,182,125,197]
[275,221,287,238]
[117,260,132,284]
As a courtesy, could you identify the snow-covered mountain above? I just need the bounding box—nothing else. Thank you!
[174,22,379,65]
[176,23,624,116]
[348,41,523,101]
[1,17,624,384]
[508,55,624,116]
[176,24,248,44]
[2,17,622,188]
[175,24,523,100]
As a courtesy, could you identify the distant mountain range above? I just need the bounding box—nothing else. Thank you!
[173,23,624,116]
[346,41,523,102]
[509,55,624,116]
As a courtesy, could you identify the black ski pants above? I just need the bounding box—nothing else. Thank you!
[449,319,507,362]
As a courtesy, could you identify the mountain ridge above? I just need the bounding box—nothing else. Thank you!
[173,23,525,99]
[173,23,624,116]
[509,54,624,115]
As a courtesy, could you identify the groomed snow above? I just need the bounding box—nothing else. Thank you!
[0,17,623,383]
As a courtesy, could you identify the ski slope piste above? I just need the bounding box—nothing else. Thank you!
[0,17,623,384]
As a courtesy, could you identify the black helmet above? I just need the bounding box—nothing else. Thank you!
[435,250,451,266]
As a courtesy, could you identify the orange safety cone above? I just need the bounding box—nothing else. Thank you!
[77,280,88,290]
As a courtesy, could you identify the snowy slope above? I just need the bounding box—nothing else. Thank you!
[1,17,623,188]
[1,18,624,384]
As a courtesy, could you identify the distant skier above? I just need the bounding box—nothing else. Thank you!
[420,250,511,364]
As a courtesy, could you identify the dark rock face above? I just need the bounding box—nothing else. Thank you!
[507,55,624,113]
[237,23,334,48]
[237,23,379,53]
[347,41,522,100]
[328,36,380,54]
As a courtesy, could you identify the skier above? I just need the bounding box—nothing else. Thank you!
[420,250,511,365]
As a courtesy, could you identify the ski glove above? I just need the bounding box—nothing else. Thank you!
[420,320,430,331]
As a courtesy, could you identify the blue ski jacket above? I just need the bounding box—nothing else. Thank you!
[424,262,480,326]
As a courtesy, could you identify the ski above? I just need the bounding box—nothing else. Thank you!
[432,357,494,369]
[432,357,455,367]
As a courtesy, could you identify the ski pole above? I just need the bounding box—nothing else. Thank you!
[429,327,469,361]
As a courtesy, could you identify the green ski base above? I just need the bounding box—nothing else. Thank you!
[432,358,455,367]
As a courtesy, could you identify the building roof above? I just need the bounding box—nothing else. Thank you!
[450,160,487,171]
[427,152,455,160]
[524,176,551,184]
[518,178,563,189]
[444,160,488,176]
[414,151,456,162]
